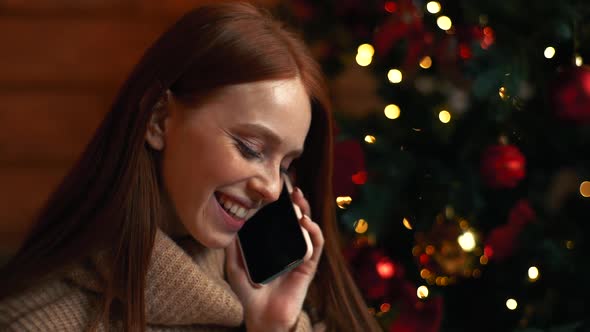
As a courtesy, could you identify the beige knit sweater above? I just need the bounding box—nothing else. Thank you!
[0,230,314,331]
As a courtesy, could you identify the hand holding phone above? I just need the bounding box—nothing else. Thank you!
[237,174,309,285]
[226,175,324,331]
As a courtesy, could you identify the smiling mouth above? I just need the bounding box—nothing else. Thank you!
[215,192,254,220]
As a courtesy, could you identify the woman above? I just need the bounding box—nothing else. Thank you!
[0,2,381,331]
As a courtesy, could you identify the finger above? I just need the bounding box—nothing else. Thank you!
[291,187,312,218]
[300,215,324,264]
[300,224,313,261]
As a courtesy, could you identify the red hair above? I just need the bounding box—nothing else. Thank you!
[0,2,380,331]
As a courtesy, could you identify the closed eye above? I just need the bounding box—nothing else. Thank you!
[234,138,263,160]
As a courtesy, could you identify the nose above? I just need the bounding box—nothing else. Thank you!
[248,164,283,203]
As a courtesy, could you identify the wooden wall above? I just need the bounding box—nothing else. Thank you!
[0,0,277,257]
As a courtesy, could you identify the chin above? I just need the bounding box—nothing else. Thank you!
[192,231,235,249]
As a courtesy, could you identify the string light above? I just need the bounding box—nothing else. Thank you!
[336,196,352,209]
[380,303,391,312]
[437,16,452,31]
[364,135,376,143]
[356,43,374,66]
[580,181,590,197]
[458,231,476,251]
[439,110,451,123]
[506,298,518,310]
[419,56,433,69]
[384,104,401,119]
[357,43,374,57]
[575,54,584,67]
[417,285,429,299]
[388,69,403,83]
[420,268,431,279]
[566,240,575,249]
[528,266,540,281]
[402,217,413,230]
[426,1,441,14]
[356,54,371,66]
[499,86,510,100]
[480,255,489,265]
[354,219,369,234]
[544,47,556,59]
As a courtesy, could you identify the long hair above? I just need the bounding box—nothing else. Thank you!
[0,2,380,331]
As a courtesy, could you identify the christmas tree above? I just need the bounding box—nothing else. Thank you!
[277,0,590,331]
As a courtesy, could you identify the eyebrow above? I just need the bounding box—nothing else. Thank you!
[237,123,304,158]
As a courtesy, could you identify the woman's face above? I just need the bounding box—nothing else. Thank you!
[156,78,312,248]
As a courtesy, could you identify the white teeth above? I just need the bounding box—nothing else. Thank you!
[235,207,247,219]
[217,193,252,219]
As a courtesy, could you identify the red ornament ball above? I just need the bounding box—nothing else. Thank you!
[551,65,590,123]
[480,144,526,189]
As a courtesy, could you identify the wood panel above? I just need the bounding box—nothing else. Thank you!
[0,91,109,163]
[0,17,171,87]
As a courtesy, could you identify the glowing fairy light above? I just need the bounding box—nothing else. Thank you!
[458,231,476,251]
[506,298,518,310]
[528,266,539,281]
[426,1,441,14]
[357,43,375,58]
[356,43,375,67]
[417,285,429,299]
[336,196,352,209]
[402,217,412,230]
[388,69,403,83]
[575,54,583,67]
[384,104,401,119]
[580,181,590,197]
[438,110,451,123]
[419,56,432,69]
[354,219,369,234]
[437,16,452,31]
[544,46,556,59]
[364,135,376,143]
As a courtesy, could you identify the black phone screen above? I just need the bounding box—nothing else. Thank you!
[237,183,308,284]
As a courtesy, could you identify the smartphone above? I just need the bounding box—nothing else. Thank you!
[237,174,308,285]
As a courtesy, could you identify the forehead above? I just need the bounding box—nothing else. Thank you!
[189,78,312,147]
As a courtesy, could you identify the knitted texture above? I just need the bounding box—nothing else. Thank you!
[0,230,313,331]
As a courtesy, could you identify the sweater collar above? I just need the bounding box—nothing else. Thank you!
[66,230,244,327]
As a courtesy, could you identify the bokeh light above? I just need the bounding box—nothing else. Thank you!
[417,285,429,299]
[402,217,412,230]
[376,257,395,279]
[419,56,433,69]
[388,69,403,83]
[506,298,518,310]
[439,110,451,123]
[580,181,590,197]
[437,16,452,31]
[458,231,476,251]
[528,266,539,281]
[426,1,441,14]
[384,104,401,119]
[336,196,352,209]
[354,219,369,234]
[364,135,376,143]
[544,46,556,59]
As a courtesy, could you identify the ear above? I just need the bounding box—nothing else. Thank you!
[145,90,172,151]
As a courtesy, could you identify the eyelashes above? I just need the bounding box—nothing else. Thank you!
[233,136,290,174]
[234,138,262,160]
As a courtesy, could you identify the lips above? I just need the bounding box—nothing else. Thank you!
[214,192,257,232]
